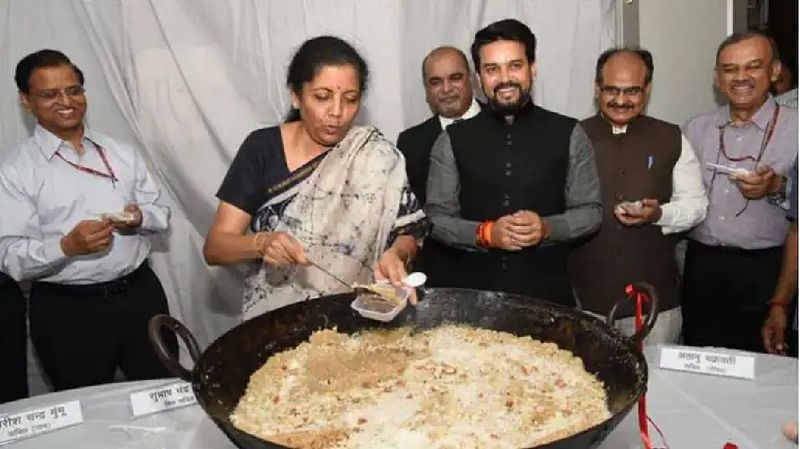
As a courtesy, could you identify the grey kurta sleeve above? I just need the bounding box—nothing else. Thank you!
[424,131,482,250]
[544,124,603,242]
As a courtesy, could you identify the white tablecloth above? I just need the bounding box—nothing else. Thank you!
[1,347,797,449]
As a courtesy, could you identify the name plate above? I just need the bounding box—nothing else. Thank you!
[130,381,197,417]
[0,400,83,445]
[659,346,755,380]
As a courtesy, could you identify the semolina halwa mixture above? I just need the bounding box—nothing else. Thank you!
[230,325,610,449]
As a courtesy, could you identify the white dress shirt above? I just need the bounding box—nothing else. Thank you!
[0,125,169,284]
[612,123,708,234]
[438,98,481,129]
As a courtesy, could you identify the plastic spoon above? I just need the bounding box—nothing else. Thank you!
[403,272,427,288]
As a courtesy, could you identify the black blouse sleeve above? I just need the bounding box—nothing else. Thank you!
[216,127,283,215]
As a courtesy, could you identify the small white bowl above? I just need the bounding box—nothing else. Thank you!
[350,284,411,322]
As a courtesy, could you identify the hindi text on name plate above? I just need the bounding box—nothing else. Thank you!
[659,345,755,380]
[0,400,83,445]
[130,381,197,417]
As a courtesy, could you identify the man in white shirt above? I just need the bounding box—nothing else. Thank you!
[0,49,176,390]
[397,46,480,286]
[569,48,708,344]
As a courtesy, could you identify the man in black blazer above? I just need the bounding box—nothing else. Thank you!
[0,272,27,403]
[397,46,480,286]
[398,46,480,203]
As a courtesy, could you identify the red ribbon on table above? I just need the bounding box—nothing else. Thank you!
[627,283,736,449]
[624,284,670,449]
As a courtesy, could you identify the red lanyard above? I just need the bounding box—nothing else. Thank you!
[55,144,118,187]
[711,103,780,217]
[716,102,781,165]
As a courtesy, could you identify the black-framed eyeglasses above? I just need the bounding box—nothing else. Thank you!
[31,85,85,101]
[600,85,644,97]
[716,123,759,162]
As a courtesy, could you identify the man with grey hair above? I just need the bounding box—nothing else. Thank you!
[397,46,480,286]
[682,30,798,351]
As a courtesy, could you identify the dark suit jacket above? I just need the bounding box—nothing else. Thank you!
[397,115,462,287]
[396,116,442,205]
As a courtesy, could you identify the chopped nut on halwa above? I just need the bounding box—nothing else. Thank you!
[230,325,609,449]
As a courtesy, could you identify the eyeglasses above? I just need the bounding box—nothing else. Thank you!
[599,85,644,97]
[710,102,781,216]
[30,85,85,101]
[716,123,758,162]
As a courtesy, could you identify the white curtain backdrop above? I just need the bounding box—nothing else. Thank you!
[0,0,615,393]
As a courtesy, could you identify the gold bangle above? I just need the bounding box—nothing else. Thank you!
[252,232,268,257]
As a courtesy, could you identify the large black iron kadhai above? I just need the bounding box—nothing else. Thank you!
[150,284,657,449]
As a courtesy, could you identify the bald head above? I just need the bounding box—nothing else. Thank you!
[421,46,474,118]
[601,51,649,85]
[595,48,653,86]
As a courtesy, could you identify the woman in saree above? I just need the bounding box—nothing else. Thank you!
[203,36,427,320]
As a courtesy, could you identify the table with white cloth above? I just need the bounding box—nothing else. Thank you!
[1,347,796,449]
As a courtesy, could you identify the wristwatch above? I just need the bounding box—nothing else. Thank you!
[767,175,788,206]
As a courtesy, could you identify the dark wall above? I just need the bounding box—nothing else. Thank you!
[769,0,798,88]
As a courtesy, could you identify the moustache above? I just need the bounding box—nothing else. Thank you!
[607,102,634,110]
[494,81,522,94]
[731,80,755,89]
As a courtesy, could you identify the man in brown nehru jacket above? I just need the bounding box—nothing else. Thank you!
[570,48,707,344]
